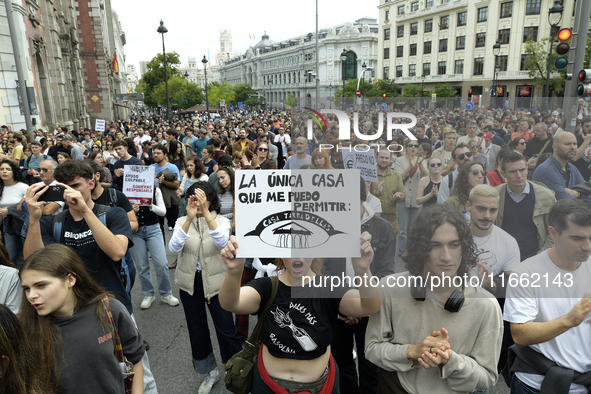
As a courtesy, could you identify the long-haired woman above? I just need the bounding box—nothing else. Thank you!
[177,156,208,218]
[168,140,186,177]
[19,244,144,394]
[311,148,334,170]
[444,162,487,216]
[217,166,234,224]
[0,160,28,264]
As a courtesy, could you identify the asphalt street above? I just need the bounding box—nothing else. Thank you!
[131,229,510,394]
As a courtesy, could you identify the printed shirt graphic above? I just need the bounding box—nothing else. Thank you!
[247,277,349,360]
[472,225,520,278]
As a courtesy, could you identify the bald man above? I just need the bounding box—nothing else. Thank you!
[532,132,591,205]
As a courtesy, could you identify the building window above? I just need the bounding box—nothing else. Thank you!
[385,10,390,20]
[456,36,465,50]
[477,7,488,23]
[396,65,403,77]
[442,0,450,3]
[476,33,486,47]
[520,54,530,71]
[384,66,389,79]
[384,48,390,59]
[500,2,512,18]
[397,25,404,38]
[398,5,405,15]
[426,0,434,8]
[409,64,416,77]
[423,63,431,76]
[499,29,510,45]
[410,43,417,56]
[474,58,484,75]
[384,28,390,40]
[344,51,358,79]
[440,15,449,29]
[425,19,433,33]
[424,41,432,54]
[455,59,464,74]
[526,0,541,15]
[523,27,538,42]
[458,11,467,26]
[411,22,418,35]
[498,55,508,71]
[439,38,448,52]
[411,1,418,11]
[397,46,403,57]
[438,61,447,75]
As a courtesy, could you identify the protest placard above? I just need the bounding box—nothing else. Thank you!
[95,119,106,132]
[235,169,360,258]
[123,165,154,205]
[342,149,378,182]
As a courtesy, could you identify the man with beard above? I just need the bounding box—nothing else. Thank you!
[572,115,591,182]
[371,150,405,232]
[232,128,255,155]
[437,143,474,204]
[47,134,69,162]
[533,132,591,204]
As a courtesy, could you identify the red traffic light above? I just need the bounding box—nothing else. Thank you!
[558,28,572,41]
[382,93,386,98]
[580,70,589,83]
[468,90,472,94]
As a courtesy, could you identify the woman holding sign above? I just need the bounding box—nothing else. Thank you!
[168,182,242,394]
[219,234,381,394]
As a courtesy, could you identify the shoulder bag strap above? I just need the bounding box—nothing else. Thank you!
[245,276,279,347]
[538,139,551,157]
[100,295,125,363]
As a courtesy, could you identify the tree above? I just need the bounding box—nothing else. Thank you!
[208,81,235,108]
[434,83,458,98]
[152,76,204,110]
[334,78,379,100]
[230,84,262,107]
[374,79,400,97]
[136,52,181,107]
[285,94,297,107]
[402,84,423,97]
[524,38,566,94]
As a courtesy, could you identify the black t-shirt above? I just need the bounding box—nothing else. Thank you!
[94,188,133,212]
[574,134,591,182]
[40,205,134,313]
[246,277,348,360]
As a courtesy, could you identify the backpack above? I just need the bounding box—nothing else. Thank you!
[52,204,133,294]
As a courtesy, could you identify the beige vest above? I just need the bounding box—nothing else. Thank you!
[174,213,229,300]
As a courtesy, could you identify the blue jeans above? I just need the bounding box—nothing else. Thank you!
[396,204,421,255]
[510,375,540,394]
[179,272,242,374]
[3,219,23,265]
[130,223,172,297]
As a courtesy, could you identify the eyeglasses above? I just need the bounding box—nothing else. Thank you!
[519,142,526,145]
[258,147,268,152]
[430,163,442,167]
[407,144,419,148]
[470,170,487,176]
[456,152,472,160]
[39,168,50,172]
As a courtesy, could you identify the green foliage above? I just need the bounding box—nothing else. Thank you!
[208,81,235,108]
[136,52,181,107]
[285,94,297,107]
[524,38,566,93]
[152,76,204,110]
[374,79,400,97]
[434,83,458,98]
[230,84,263,107]
[402,84,423,97]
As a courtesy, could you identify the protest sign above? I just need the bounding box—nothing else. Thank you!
[342,149,378,182]
[95,119,106,132]
[123,165,154,205]
[235,169,360,258]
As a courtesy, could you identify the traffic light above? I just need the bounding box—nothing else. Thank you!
[555,28,571,70]
[382,93,386,103]
[468,89,472,99]
[577,69,591,97]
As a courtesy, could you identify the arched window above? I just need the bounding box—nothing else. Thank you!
[345,51,358,79]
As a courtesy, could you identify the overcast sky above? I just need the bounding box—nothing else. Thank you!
[110,0,379,73]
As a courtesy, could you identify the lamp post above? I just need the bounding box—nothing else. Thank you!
[201,55,209,120]
[492,39,501,108]
[184,71,189,90]
[328,83,333,109]
[341,48,347,108]
[544,0,564,112]
[421,73,425,109]
[157,20,171,123]
[361,62,367,110]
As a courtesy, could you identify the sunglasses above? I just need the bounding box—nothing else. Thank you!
[470,170,487,176]
[430,163,442,167]
[407,144,419,148]
[470,145,478,148]
[456,152,472,160]
[258,147,268,152]
[519,142,526,145]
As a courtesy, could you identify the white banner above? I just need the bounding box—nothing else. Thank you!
[95,119,106,132]
[235,169,360,258]
[123,165,154,205]
[342,149,378,183]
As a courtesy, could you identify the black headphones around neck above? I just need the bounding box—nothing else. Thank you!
[411,279,465,313]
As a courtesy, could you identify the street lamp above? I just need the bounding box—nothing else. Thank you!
[328,83,333,109]
[184,71,189,90]
[157,20,171,123]
[341,48,347,108]
[201,55,209,121]
[492,40,501,108]
[421,73,425,109]
[361,62,366,109]
[544,0,564,112]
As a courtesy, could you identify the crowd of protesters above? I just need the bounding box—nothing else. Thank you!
[1,102,591,394]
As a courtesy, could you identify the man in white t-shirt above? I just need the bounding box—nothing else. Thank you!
[503,198,591,393]
[133,127,151,147]
[466,184,520,296]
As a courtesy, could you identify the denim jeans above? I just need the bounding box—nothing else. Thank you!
[510,375,540,394]
[179,272,242,374]
[396,204,421,255]
[3,219,23,266]
[130,223,172,297]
